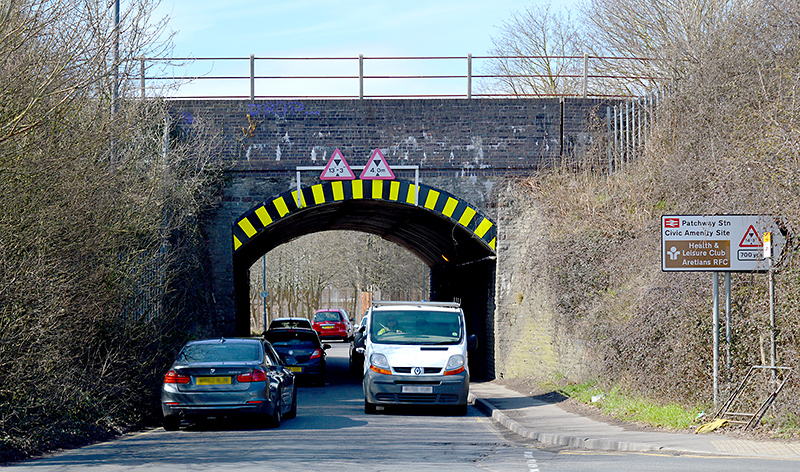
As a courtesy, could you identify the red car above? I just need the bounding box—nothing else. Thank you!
[312,308,353,342]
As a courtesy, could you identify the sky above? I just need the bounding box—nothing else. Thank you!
[149,0,579,98]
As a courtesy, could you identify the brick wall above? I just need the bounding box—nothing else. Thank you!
[169,98,611,377]
[169,98,614,175]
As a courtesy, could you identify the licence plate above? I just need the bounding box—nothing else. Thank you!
[288,366,302,373]
[196,376,231,385]
[321,326,334,329]
[401,385,433,394]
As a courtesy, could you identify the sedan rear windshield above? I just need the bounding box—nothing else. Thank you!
[370,310,462,345]
[178,343,261,363]
[265,331,318,348]
[314,311,342,322]
[270,319,311,329]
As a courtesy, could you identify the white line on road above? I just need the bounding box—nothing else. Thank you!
[524,451,540,472]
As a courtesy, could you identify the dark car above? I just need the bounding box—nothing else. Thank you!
[349,315,368,374]
[268,317,313,331]
[264,328,330,385]
[161,337,297,431]
[312,308,353,342]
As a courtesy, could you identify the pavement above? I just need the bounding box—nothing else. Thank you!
[468,381,800,459]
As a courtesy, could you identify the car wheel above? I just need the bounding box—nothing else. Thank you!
[284,387,297,420]
[364,401,377,414]
[269,392,282,428]
[163,415,180,431]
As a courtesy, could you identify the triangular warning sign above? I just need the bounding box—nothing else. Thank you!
[320,148,356,180]
[359,149,396,180]
[739,225,762,247]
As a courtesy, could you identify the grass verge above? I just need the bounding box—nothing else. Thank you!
[554,381,705,430]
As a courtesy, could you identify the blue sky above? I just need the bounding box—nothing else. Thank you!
[150,0,579,97]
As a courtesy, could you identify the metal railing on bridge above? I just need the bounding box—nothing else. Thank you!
[607,90,662,174]
[135,54,664,175]
[135,54,661,100]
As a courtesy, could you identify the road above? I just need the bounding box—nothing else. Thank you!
[5,344,800,471]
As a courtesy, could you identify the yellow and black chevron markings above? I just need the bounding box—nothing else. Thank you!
[233,179,496,254]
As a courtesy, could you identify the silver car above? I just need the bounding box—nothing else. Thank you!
[161,337,296,430]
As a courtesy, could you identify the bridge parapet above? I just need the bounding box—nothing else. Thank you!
[168,98,612,181]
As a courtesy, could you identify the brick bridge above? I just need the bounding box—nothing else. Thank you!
[166,98,611,379]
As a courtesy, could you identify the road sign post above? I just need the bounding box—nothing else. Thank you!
[713,271,720,408]
[262,256,267,333]
[661,215,784,411]
[764,232,776,383]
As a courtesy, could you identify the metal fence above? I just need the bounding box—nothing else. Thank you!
[606,90,661,174]
[136,54,660,100]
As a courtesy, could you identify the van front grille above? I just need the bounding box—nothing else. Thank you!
[399,394,438,403]
[393,367,442,374]
[374,393,459,404]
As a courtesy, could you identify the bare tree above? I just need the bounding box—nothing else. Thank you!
[0,0,172,144]
[578,0,753,91]
[0,0,226,463]
[481,2,584,96]
[250,231,427,327]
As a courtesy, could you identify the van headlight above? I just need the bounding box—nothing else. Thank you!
[444,355,465,376]
[369,353,391,375]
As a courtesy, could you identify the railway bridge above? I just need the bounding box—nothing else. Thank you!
[166,97,610,378]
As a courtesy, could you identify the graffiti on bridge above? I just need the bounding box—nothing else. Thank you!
[247,102,320,118]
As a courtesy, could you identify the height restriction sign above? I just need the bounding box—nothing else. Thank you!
[359,149,396,180]
[661,215,784,272]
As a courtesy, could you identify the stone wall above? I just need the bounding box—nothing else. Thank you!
[493,181,590,381]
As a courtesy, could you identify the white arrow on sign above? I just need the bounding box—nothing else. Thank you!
[359,148,396,180]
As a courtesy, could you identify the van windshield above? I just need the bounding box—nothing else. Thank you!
[370,310,462,345]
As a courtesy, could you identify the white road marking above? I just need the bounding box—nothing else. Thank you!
[525,451,540,472]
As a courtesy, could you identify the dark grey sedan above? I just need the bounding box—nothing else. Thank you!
[264,328,330,386]
[161,337,296,430]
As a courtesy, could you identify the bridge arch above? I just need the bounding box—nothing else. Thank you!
[232,179,497,379]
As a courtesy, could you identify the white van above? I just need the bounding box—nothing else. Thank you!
[362,301,478,415]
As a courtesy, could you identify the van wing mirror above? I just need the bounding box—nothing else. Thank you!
[467,334,478,352]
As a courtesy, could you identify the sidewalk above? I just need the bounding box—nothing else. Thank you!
[468,381,800,459]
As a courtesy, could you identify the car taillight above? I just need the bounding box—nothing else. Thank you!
[237,368,267,383]
[164,370,190,384]
[310,349,322,359]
